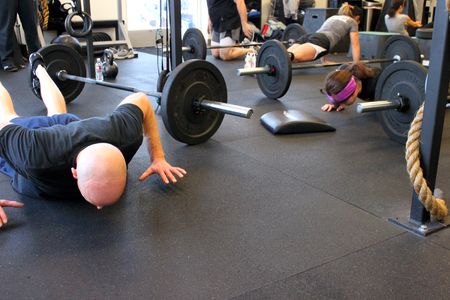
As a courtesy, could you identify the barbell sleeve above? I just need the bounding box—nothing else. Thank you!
[356,100,402,113]
[162,46,191,53]
[57,70,162,99]
[237,66,272,76]
[199,99,253,119]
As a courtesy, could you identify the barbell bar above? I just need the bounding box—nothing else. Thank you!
[160,24,308,62]
[164,41,283,53]
[236,35,422,99]
[237,57,401,76]
[32,44,253,145]
[162,28,298,61]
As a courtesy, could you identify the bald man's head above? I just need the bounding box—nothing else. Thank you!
[72,143,127,208]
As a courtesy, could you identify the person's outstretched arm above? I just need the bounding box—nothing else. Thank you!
[349,31,360,63]
[405,16,422,28]
[234,0,253,38]
[118,93,186,184]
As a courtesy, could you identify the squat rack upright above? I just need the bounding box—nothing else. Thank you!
[390,0,450,236]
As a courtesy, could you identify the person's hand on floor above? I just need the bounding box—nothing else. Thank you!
[139,158,187,184]
[321,103,346,112]
[0,200,24,228]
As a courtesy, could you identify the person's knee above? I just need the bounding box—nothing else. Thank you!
[219,49,235,61]
[211,49,220,59]
[130,92,149,102]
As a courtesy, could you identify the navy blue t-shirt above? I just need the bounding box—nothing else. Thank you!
[0,104,144,200]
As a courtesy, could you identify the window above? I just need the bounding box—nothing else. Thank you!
[126,0,208,36]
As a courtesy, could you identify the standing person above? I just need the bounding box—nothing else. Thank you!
[207,0,256,61]
[385,0,422,36]
[0,54,186,227]
[287,3,363,64]
[0,0,41,72]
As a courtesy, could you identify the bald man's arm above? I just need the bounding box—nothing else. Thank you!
[118,92,164,161]
[118,93,186,184]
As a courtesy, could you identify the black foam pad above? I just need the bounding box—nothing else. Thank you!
[260,110,336,135]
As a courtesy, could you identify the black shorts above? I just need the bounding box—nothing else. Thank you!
[0,113,80,178]
[295,33,331,55]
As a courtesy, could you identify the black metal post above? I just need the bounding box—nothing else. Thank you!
[82,0,95,78]
[169,0,182,69]
[389,1,450,236]
[410,1,450,223]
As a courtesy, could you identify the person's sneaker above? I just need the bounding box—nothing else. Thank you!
[28,52,46,99]
[2,63,18,72]
[29,52,45,75]
[242,38,252,45]
[243,50,257,77]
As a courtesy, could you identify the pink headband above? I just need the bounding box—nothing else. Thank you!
[326,76,357,105]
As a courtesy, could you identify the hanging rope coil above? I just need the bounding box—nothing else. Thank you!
[405,104,448,220]
[37,0,49,30]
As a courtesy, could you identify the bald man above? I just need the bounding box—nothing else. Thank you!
[0,55,186,228]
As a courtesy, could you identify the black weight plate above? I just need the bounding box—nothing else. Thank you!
[37,44,86,103]
[161,59,226,145]
[156,69,170,93]
[182,28,207,61]
[375,61,427,144]
[381,35,421,69]
[92,32,112,42]
[281,23,306,45]
[256,40,292,99]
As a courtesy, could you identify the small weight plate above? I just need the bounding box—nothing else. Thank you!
[375,61,427,143]
[161,59,226,145]
[182,28,207,61]
[156,69,170,93]
[37,44,86,103]
[256,40,292,99]
[281,23,307,45]
[381,35,421,69]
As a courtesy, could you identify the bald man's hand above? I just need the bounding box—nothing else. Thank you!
[139,158,187,184]
[0,200,24,228]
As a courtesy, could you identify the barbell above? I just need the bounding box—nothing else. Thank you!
[165,25,306,61]
[237,35,422,99]
[32,44,253,145]
[354,61,428,143]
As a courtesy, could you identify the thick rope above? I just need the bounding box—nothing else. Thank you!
[37,0,49,31]
[405,104,448,220]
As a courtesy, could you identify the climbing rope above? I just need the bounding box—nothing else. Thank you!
[405,104,448,220]
[37,0,49,31]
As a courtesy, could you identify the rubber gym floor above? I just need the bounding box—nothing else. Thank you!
[1,50,450,299]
